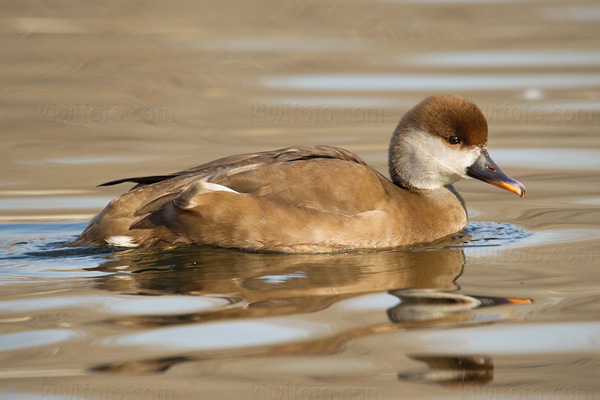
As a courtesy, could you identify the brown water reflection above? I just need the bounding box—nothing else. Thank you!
[89,246,526,389]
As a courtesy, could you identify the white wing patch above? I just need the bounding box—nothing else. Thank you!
[174,180,239,209]
[106,236,138,248]
[198,181,238,193]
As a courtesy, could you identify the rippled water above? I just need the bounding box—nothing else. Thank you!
[2,0,600,399]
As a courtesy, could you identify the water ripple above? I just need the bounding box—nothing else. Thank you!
[262,73,600,91]
[0,329,85,352]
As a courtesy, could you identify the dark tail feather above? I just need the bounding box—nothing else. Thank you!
[98,175,177,187]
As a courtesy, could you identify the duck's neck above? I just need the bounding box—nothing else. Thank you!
[445,184,467,218]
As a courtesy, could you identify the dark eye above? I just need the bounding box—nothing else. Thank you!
[448,136,461,145]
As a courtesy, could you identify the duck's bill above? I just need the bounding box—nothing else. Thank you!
[473,295,533,306]
[466,151,526,197]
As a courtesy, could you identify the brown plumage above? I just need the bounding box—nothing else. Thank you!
[69,94,524,253]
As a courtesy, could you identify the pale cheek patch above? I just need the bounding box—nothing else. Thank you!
[392,129,482,189]
[418,133,480,175]
[106,236,138,248]
[457,147,482,177]
[426,140,480,178]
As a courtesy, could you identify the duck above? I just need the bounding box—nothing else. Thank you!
[69,94,525,253]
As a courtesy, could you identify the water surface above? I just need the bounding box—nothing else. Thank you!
[1,0,600,399]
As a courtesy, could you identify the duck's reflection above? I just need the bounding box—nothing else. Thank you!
[90,246,466,326]
[86,245,531,387]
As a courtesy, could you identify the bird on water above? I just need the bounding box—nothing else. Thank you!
[69,94,525,253]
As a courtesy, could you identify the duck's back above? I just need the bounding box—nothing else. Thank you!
[70,146,466,252]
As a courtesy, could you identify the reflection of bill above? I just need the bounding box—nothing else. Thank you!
[389,291,531,387]
[387,291,532,323]
[89,245,531,387]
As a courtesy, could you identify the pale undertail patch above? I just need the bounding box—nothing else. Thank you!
[105,235,138,248]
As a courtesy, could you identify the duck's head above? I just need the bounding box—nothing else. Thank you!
[389,94,525,197]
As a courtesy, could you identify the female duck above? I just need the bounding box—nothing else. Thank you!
[70,94,525,253]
